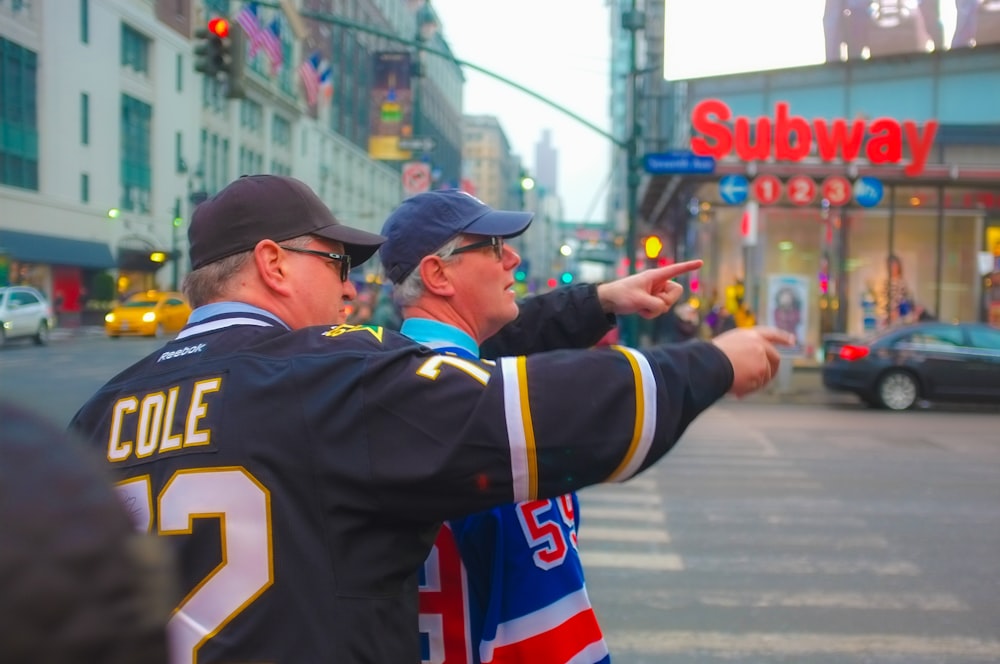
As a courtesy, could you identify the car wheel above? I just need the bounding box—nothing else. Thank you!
[877,370,919,411]
[33,320,50,346]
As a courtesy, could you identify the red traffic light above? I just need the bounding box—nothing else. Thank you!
[208,18,229,38]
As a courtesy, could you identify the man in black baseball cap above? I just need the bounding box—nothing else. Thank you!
[189,174,385,271]
[183,174,385,328]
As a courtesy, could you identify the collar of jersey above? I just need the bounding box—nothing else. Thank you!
[175,302,291,340]
[399,317,479,360]
[187,302,290,328]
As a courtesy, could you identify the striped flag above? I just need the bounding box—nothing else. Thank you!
[299,51,320,106]
[318,59,333,100]
[234,3,264,57]
[260,18,284,74]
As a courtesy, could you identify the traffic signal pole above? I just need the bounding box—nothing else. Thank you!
[253,1,643,345]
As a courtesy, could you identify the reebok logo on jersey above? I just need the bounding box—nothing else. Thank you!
[157,343,206,362]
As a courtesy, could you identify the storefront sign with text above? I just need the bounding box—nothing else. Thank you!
[690,99,938,177]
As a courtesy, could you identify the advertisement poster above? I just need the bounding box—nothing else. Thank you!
[368,51,413,161]
[662,1,1000,81]
[767,274,810,351]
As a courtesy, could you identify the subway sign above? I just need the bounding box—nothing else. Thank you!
[690,99,938,177]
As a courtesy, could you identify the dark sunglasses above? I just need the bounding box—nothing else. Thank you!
[450,236,504,261]
[279,246,352,281]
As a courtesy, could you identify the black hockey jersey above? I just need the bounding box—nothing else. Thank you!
[70,310,732,663]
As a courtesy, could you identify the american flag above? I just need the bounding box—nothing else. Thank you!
[260,18,284,74]
[234,3,264,57]
[299,51,321,106]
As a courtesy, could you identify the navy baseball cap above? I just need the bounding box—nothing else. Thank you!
[189,175,386,270]
[379,190,533,283]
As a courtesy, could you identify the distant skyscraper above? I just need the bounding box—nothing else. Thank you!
[534,129,558,195]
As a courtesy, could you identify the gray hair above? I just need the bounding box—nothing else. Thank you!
[391,235,465,308]
[182,235,313,307]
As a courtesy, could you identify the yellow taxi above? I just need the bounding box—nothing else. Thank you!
[105,290,192,338]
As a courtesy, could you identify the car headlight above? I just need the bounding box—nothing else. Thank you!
[105,313,116,323]
[142,312,156,323]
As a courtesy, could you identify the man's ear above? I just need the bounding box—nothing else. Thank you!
[253,240,294,295]
[418,255,456,297]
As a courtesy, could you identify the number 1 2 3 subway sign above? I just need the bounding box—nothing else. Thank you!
[689,99,938,177]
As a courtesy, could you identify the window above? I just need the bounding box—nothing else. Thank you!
[176,53,183,92]
[968,326,1000,350]
[272,114,291,147]
[80,0,90,44]
[120,95,152,213]
[81,93,90,145]
[0,38,39,190]
[81,173,90,202]
[121,24,150,74]
[175,132,184,173]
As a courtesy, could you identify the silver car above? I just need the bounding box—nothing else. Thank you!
[0,286,54,346]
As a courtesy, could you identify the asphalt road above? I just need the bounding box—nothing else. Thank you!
[2,332,999,663]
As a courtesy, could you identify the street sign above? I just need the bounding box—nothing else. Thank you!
[719,174,749,204]
[402,161,431,196]
[821,176,852,206]
[752,175,781,204]
[642,151,716,175]
[787,175,816,206]
[853,176,883,207]
[398,136,437,152]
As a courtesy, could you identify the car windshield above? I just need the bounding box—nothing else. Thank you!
[123,299,159,308]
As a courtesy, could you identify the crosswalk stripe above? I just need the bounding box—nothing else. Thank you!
[580,551,684,571]
[578,526,670,543]
[623,590,969,611]
[682,556,921,575]
[605,630,1000,658]
[580,506,666,523]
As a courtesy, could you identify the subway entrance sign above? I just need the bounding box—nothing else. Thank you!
[642,151,716,175]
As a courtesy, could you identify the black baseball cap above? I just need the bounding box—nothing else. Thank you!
[189,175,386,270]
[379,190,533,283]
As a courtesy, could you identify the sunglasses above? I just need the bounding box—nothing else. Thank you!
[279,246,352,281]
[450,236,505,261]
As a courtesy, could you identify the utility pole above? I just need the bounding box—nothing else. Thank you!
[621,1,645,347]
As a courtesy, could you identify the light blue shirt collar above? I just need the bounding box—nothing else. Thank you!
[399,317,480,359]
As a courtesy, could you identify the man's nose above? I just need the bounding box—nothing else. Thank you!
[503,244,521,268]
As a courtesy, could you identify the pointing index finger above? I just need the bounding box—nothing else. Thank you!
[651,259,703,282]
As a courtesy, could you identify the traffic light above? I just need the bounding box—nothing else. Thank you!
[194,19,226,76]
[643,235,663,260]
[559,271,573,284]
[193,18,246,99]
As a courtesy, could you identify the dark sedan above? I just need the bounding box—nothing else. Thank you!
[822,322,1000,410]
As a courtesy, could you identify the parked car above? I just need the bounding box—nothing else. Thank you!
[104,290,191,338]
[822,322,1000,410]
[0,286,54,347]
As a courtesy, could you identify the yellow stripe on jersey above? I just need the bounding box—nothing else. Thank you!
[500,356,538,502]
[606,346,657,483]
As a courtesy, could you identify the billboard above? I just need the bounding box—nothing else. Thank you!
[368,51,414,161]
[663,0,1000,81]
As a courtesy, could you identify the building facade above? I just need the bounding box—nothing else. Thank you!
[0,0,469,326]
[639,43,1000,356]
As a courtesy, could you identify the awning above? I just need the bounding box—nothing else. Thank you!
[0,230,116,270]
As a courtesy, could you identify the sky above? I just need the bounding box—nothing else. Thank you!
[428,1,961,222]
[430,0,614,223]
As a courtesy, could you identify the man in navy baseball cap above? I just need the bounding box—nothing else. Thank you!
[379,189,533,284]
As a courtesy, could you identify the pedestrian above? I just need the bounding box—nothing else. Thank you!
[379,189,703,663]
[1,401,175,664]
[69,175,792,664]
